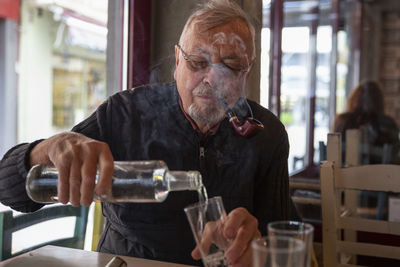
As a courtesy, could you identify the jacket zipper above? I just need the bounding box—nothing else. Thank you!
[199,146,205,158]
[199,146,205,172]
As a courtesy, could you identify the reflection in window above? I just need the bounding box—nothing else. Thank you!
[281,27,309,173]
[260,28,270,108]
[314,26,332,163]
[336,30,349,114]
[17,0,108,142]
[13,0,108,252]
[260,0,271,108]
[52,56,106,130]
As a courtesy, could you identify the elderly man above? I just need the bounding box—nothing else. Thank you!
[0,0,296,266]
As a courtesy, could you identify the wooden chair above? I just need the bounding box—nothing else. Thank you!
[319,141,327,162]
[0,204,89,261]
[321,135,400,266]
[326,129,394,220]
[347,129,393,220]
[357,125,393,166]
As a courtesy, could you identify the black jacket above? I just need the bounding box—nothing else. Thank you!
[0,82,295,265]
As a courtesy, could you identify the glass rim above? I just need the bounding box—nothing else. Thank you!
[183,196,223,212]
[267,220,314,235]
[251,236,305,254]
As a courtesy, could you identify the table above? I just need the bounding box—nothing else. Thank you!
[0,245,195,267]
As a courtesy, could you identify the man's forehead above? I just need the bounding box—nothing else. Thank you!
[184,19,252,54]
[190,19,250,40]
[185,22,252,55]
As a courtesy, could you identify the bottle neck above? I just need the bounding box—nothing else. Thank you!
[166,171,203,191]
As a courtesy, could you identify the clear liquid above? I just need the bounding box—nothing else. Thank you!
[197,185,208,204]
[108,175,166,202]
[27,163,202,203]
[202,251,229,267]
[196,185,208,236]
[196,186,231,267]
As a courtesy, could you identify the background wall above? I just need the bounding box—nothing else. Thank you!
[361,0,400,127]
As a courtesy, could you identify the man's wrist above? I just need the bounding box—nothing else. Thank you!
[28,139,48,167]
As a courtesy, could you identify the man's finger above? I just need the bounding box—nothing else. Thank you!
[224,208,259,263]
[223,208,248,238]
[199,221,217,255]
[69,156,82,207]
[95,144,114,196]
[191,246,201,260]
[226,223,258,263]
[231,244,253,267]
[56,159,71,204]
[80,153,97,206]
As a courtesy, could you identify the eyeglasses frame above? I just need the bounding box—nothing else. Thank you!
[176,44,253,74]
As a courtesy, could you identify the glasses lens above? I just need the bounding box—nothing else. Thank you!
[179,45,250,74]
[186,55,209,71]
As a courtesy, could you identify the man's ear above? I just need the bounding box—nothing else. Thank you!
[174,45,180,80]
[241,59,255,90]
[246,58,256,76]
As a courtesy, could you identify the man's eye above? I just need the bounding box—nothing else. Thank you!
[223,61,243,71]
[190,60,209,69]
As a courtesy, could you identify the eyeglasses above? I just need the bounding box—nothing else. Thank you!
[177,44,252,74]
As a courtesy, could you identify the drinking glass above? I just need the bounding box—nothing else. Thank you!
[184,196,231,267]
[252,236,306,267]
[267,221,314,267]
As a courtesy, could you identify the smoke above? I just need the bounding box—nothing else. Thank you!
[185,31,253,127]
[211,32,250,66]
[210,32,250,101]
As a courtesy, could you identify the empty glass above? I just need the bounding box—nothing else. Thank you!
[267,221,314,267]
[252,236,306,267]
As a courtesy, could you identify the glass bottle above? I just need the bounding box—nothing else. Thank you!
[26,160,203,203]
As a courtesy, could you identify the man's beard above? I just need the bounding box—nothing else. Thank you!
[188,85,226,125]
[188,103,225,125]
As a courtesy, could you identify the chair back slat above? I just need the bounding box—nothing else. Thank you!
[336,164,400,192]
[0,204,89,261]
[345,129,360,167]
[327,133,342,164]
[0,210,13,260]
[321,157,400,267]
[8,205,86,232]
[329,131,358,264]
[338,217,400,235]
[337,240,400,260]
[321,161,340,266]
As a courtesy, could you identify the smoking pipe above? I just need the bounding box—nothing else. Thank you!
[218,98,264,138]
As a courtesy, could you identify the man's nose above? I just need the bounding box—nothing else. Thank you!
[202,63,227,86]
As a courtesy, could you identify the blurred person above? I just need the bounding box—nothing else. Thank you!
[333,80,400,164]
[0,0,297,266]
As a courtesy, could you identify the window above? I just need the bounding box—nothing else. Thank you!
[262,0,358,175]
[17,0,108,142]
[0,0,110,252]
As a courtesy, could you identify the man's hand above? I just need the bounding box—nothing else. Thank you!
[191,207,261,267]
[29,132,114,207]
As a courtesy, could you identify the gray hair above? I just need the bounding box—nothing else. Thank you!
[178,0,255,59]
